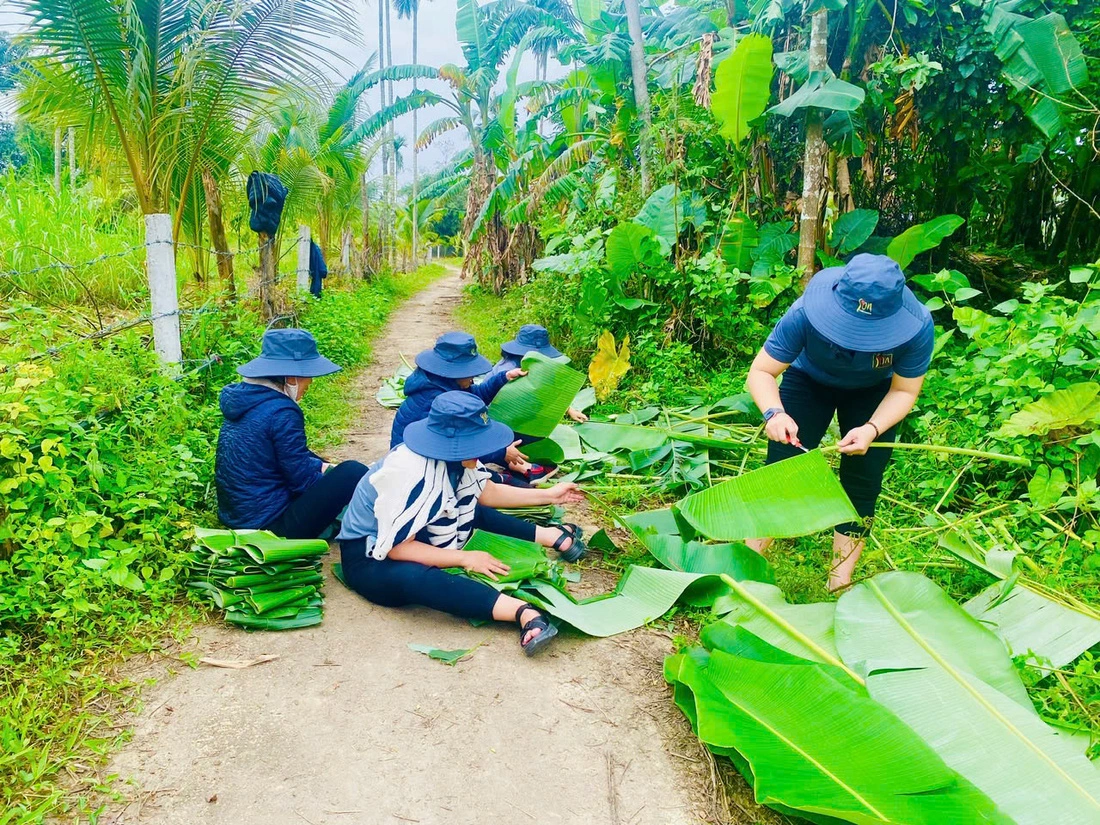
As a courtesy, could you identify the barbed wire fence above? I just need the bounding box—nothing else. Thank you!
[0,227,312,377]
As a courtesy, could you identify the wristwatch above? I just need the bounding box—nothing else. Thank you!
[763,407,785,423]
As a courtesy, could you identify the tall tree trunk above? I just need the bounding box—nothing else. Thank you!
[67,127,76,182]
[378,0,389,268]
[202,169,235,301]
[386,0,396,270]
[411,2,420,269]
[797,9,829,282]
[258,232,276,320]
[361,171,372,277]
[624,0,652,195]
[53,127,62,193]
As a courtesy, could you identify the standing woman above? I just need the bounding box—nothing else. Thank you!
[216,329,368,539]
[745,254,934,591]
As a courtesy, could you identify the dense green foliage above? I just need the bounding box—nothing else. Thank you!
[0,263,444,821]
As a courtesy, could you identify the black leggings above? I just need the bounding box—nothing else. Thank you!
[339,505,537,620]
[266,461,369,540]
[768,368,896,536]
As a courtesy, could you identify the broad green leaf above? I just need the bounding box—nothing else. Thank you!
[885,214,965,269]
[408,642,480,665]
[638,531,775,583]
[940,531,1020,579]
[455,0,485,67]
[665,643,1008,825]
[588,331,630,401]
[1012,14,1088,96]
[768,70,865,117]
[577,421,668,452]
[965,582,1100,670]
[573,0,602,43]
[225,608,323,630]
[622,508,681,536]
[633,185,682,250]
[523,566,729,637]
[1028,464,1068,508]
[489,352,587,438]
[708,582,840,662]
[572,386,597,412]
[829,209,879,255]
[720,213,759,271]
[520,438,565,465]
[711,33,774,144]
[836,572,1100,823]
[998,382,1100,437]
[460,530,554,585]
[377,364,413,409]
[674,451,858,541]
[606,222,662,280]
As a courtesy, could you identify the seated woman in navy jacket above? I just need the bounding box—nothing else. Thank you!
[215,329,367,539]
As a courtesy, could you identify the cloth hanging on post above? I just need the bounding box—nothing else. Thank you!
[308,240,328,297]
[246,172,288,235]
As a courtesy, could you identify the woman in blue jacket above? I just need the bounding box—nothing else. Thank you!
[488,324,588,424]
[216,329,368,539]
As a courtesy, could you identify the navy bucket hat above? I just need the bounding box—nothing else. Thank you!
[415,331,493,379]
[403,392,514,461]
[238,329,340,379]
[501,324,563,359]
[802,254,925,351]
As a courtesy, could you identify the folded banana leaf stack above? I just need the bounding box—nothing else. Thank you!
[187,527,329,630]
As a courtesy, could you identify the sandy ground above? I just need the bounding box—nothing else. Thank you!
[99,269,714,825]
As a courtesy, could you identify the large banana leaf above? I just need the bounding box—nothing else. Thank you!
[488,352,586,438]
[674,450,858,541]
[665,640,1008,825]
[708,581,841,664]
[636,530,775,584]
[460,530,554,585]
[712,33,774,144]
[522,566,729,637]
[622,508,681,535]
[836,572,1100,824]
[575,420,749,452]
[965,582,1100,669]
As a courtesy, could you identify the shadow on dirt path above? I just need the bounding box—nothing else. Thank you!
[100,268,714,825]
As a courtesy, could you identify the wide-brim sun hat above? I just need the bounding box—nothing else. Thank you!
[802,253,925,351]
[238,328,341,378]
[415,331,493,379]
[501,324,563,359]
[403,391,514,461]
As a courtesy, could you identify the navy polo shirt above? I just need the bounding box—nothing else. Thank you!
[764,297,934,390]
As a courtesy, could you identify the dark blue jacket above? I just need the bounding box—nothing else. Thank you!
[216,383,324,529]
[390,368,510,463]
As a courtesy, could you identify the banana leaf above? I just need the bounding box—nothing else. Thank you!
[520,438,565,465]
[965,582,1100,669]
[408,642,480,665]
[521,566,729,637]
[245,571,325,594]
[637,530,775,584]
[240,535,330,563]
[709,581,841,663]
[245,585,321,614]
[377,364,413,408]
[835,572,1100,824]
[494,504,563,526]
[188,581,246,608]
[575,420,751,453]
[458,530,555,585]
[674,450,858,541]
[623,508,681,536]
[224,607,323,630]
[488,352,587,438]
[665,638,1008,825]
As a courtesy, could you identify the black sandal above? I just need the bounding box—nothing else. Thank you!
[552,522,586,563]
[516,604,558,657]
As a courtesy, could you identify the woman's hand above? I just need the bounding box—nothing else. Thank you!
[545,482,585,504]
[838,424,877,456]
[461,551,510,581]
[505,440,530,471]
[505,368,528,382]
[567,407,588,423]
[765,412,801,447]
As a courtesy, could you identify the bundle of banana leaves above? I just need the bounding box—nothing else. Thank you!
[187,528,328,630]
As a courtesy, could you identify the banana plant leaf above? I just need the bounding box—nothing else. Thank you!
[665,639,1008,825]
[674,450,858,541]
[223,570,319,589]
[188,581,246,608]
[521,566,729,637]
[458,530,555,585]
[636,530,775,584]
[245,585,321,614]
[224,607,323,631]
[622,508,681,536]
[835,572,1100,824]
[575,421,750,453]
[520,437,565,465]
[240,535,330,564]
[709,581,841,663]
[494,504,563,526]
[965,582,1100,669]
[245,571,325,594]
[488,352,587,438]
[377,364,413,408]
[408,642,480,665]
[236,597,323,620]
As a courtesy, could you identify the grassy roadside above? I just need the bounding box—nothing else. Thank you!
[0,264,447,824]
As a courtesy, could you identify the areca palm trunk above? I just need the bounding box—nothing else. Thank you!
[385,0,396,269]
[624,0,652,195]
[202,169,235,301]
[797,8,829,281]
[378,0,389,266]
[411,1,419,268]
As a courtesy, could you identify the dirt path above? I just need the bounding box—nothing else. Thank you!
[102,269,708,825]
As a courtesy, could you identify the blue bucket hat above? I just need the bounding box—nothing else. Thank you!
[238,329,340,378]
[403,392,514,461]
[415,331,492,379]
[500,324,563,359]
[802,254,925,351]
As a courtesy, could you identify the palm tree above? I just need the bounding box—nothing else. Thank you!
[18,0,357,329]
[395,0,428,266]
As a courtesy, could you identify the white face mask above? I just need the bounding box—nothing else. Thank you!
[283,379,301,403]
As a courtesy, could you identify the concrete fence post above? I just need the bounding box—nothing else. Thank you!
[144,213,182,365]
[297,225,311,293]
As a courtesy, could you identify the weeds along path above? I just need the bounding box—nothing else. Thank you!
[101,267,710,825]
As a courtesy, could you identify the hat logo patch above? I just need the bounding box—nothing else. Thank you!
[856,298,873,315]
[481,412,489,425]
[873,353,893,369]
